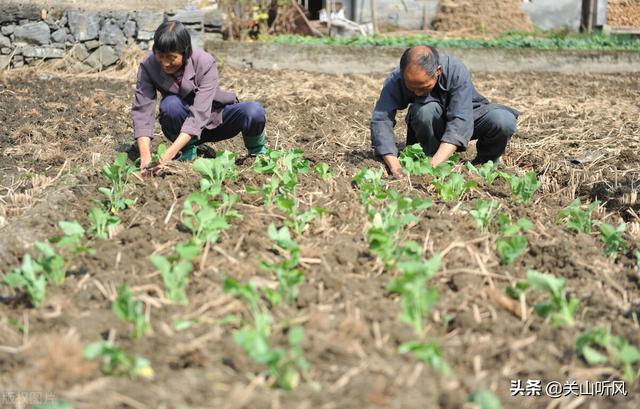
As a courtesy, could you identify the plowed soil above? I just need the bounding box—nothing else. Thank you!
[0,64,639,409]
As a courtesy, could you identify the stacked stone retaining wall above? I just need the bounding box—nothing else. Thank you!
[0,2,223,70]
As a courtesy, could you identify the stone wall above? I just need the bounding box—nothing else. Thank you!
[0,3,223,70]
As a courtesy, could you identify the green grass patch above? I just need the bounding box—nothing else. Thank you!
[265,31,640,51]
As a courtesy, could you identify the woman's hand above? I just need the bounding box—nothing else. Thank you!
[163,132,193,162]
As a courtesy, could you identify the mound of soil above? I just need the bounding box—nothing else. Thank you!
[608,0,640,27]
[433,0,534,35]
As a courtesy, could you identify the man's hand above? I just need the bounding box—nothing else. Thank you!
[430,142,458,168]
[382,154,404,178]
[137,136,152,169]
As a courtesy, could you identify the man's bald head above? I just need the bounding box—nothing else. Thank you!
[399,45,442,96]
[400,45,440,77]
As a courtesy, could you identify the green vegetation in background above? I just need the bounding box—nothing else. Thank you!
[266,31,640,51]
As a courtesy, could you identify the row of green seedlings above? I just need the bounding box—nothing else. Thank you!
[504,269,640,382]
[85,149,244,379]
[400,145,537,267]
[3,153,139,306]
[89,152,139,239]
[466,190,640,382]
[550,199,639,381]
[405,145,637,276]
[397,146,639,398]
[1,152,154,378]
[222,149,334,390]
[354,167,450,372]
[354,167,502,407]
[84,151,171,379]
[83,152,150,378]
[400,144,540,203]
[557,198,636,261]
[411,147,639,383]
[249,148,332,234]
[401,145,537,266]
[403,145,639,266]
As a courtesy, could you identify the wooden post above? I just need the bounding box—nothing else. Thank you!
[581,0,596,32]
[370,0,377,34]
[422,1,429,30]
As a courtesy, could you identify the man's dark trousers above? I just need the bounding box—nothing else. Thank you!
[407,102,517,163]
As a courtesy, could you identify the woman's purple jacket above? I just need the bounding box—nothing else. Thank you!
[131,48,238,141]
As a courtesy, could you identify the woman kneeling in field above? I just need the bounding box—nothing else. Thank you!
[132,20,267,171]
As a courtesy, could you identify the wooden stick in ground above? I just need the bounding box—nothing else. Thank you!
[486,288,523,320]
[370,0,378,34]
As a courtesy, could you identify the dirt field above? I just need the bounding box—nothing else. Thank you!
[0,62,639,409]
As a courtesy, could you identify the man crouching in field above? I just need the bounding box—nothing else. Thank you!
[370,45,519,177]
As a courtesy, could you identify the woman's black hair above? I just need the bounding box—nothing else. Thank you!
[152,20,193,60]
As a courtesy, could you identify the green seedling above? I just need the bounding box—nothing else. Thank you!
[635,250,640,272]
[505,171,540,203]
[192,151,237,197]
[505,280,529,300]
[496,236,528,266]
[368,211,417,267]
[367,192,432,267]
[466,161,502,185]
[224,277,265,316]
[314,162,335,181]
[427,156,458,181]
[468,199,499,232]
[83,340,154,379]
[276,195,326,235]
[3,254,47,307]
[599,222,627,257]
[88,206,121,239]
[234,322,309,390]
[254,149,310,205]
[150,241,201,305]
[399,143,432,175]
[113,284,150,340]
[99,152,136,213]
[51,220,93,256]
[576,327,640,382]
[496,214,532,265]
[432,173,477,201]
[225,277,308,389]
[497,214,533,237]
[42,220,93,285]
[32,241,65,285]
[526,270,579,326]
[557,199,599,234]
[271,326,310,390]
[399,341,450,375]
[254,148,309,175]
[259,175,283,206]
[151,143,168,163]
[467,390,502,409]
[353,168,388,205]
[387,254,441,336]
[260,225,304,306]
[181,192,240,245]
